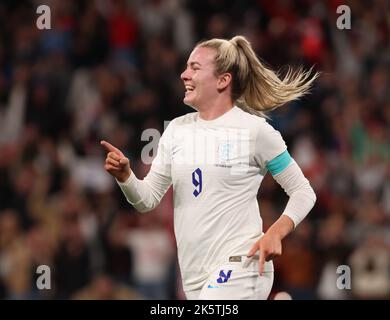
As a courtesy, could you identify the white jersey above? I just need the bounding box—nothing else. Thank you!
[119,106,291,292]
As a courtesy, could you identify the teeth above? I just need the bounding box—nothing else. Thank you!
[185,85,195,91]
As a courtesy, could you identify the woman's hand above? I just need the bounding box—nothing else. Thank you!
[101,140,131,183]
[247,232,282,275]
[247,215,294,275]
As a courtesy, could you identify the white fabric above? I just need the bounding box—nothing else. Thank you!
[185,257,274,300]
[118,106,314,292]
[273,161,317,227]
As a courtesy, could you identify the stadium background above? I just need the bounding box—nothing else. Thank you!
[0,0,389,300]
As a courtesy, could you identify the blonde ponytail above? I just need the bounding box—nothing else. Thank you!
[197,35,319,116]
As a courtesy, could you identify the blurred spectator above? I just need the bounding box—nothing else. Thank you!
[126,212,175,299]
[0,210,32,299]
[349,235,390,299]
[72,273,141,299]
[275,221,320,299]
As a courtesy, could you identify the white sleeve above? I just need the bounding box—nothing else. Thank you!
[254,119,287,171]
[116,121,173,213]
[273,160,316,228]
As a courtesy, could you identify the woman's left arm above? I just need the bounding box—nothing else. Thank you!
[248,159,316,274]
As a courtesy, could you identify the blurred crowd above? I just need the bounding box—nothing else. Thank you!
[0,0,389,300]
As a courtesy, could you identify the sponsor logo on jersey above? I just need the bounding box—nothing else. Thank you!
[217,270,233,283]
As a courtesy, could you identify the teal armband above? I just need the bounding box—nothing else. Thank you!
[266,150,292,175]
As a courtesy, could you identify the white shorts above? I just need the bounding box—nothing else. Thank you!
[185,256,274,300]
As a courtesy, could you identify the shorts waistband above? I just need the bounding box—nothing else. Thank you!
[227,255,274,272]
[228,255,259,262]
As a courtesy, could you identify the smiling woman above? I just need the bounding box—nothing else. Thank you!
[181,47,225,114]
[188,36,319,117]
[102,35,317,300]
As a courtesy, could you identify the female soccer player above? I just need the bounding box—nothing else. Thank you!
[101,35,318,300]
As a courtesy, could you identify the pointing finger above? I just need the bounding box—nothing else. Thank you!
[259,250,266,276]
[247,240,259,258]
[101,140,121,154]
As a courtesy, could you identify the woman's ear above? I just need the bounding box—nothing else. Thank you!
[217,73,232,90]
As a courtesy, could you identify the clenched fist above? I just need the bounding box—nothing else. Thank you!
[100,140,131,183]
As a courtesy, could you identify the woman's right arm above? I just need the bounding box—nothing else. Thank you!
[101,131,173,213]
